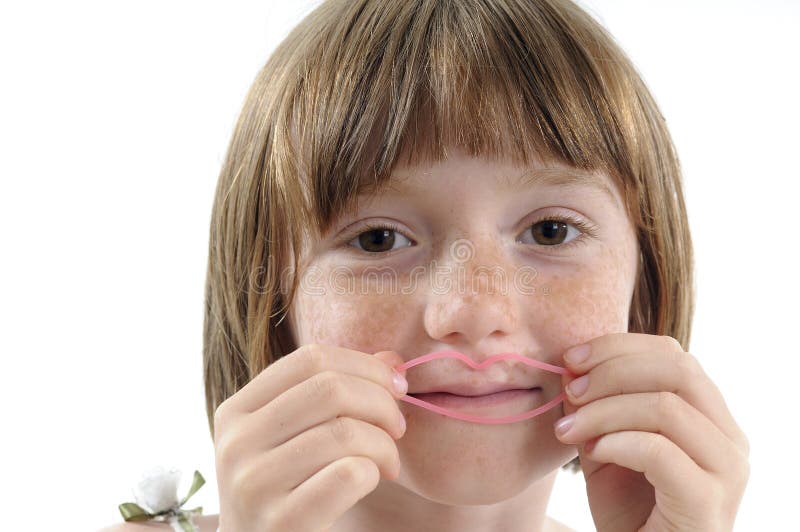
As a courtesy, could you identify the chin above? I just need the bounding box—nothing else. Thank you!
[394,448,559,506]
[399,469,533,506]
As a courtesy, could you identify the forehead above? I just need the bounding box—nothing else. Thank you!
[377,158,623,210]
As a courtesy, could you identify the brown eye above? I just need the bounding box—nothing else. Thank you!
[348,226,412,253]
[522,219,580,246]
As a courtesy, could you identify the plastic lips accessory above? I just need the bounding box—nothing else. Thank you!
[395,351,569,425]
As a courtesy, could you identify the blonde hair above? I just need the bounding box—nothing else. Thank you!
[203,0,694,474]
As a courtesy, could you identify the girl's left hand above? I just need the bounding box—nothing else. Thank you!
[554,333,750,532]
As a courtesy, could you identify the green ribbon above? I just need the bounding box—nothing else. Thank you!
[118,470,206,532]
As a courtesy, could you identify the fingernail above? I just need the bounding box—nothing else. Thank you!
[393,370,408,395]
[554,413,576,437]
[567,374,589,397]
[398,411,407,433]
[564,344,590,365]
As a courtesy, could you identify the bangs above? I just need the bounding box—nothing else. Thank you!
[285,0,640,236]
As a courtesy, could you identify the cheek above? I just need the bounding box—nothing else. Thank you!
[290,270,419,353]
[533,248,636,348]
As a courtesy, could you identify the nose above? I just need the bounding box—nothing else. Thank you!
[423,238,519,347]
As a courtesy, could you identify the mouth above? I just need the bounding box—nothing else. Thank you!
[394,350,568,423]
[407,387,542,408]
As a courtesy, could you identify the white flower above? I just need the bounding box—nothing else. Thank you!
[132,466,182,514]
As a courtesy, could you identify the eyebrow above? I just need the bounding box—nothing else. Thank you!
[502,166,619,206]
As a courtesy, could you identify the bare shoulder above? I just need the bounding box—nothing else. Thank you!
[545,515,576,532]
[98,514,219,532]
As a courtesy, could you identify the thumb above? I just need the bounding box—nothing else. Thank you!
[373,350,407,377]
[560,357,602,478]
[560,370,578,417]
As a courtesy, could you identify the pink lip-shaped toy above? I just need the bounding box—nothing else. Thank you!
[394,351,569,425]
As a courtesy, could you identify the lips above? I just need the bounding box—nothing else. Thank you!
[406,388,543,410]
[408,383,540,397]
[398,349,565,399]
[395,350,569,424]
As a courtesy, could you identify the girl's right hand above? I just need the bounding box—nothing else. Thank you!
[213,344,409,532]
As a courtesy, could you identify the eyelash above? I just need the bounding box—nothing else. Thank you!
[340,221,410,254]
[523,213,599,250]
[340,214,598,254]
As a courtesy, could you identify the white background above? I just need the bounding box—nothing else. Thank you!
[1,1,797,530]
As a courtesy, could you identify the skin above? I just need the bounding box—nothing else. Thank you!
[287,146,640,531]
[106,147,749,532]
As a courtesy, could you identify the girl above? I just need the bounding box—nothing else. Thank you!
[200,0,749,530]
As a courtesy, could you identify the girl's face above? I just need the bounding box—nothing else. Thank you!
[287,146,639,504]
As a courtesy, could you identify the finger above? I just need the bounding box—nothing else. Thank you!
[562,338,747,451]
[554,392,745,474]
[373,349,408,378]
[252,372,407,449]
[220,344,408,415]
[262,416,401,492]
[278,456,381,532]
[583,430,709,502]
[563,333,685,374]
